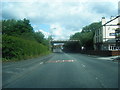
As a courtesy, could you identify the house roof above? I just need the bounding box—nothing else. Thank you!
[103,15,120,26]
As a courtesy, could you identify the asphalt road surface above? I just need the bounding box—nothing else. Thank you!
[2,53,119,88]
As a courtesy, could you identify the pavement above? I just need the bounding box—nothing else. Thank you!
[88,55,120,61]
[2,53,119,88]
[92,56,119,60]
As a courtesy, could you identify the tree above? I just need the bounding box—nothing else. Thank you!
[2,18,50,46]
[2,19,17,35]
[69,22,101,50]
[2,18,34,36]
[82,22,101,33]
[34,32,45,43]
[2,19,50,61]
[63,41,81,52]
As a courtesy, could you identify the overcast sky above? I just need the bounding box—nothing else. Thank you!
[2,0,119,40]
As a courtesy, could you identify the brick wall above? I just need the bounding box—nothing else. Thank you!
[80,50,120,56]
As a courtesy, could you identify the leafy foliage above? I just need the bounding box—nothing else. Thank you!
[65,22,101,51]
[70,31,94,50]
[2,19,34,36]
[2,18,50,45]
[82,22,101,33]
[2,35,50,60]
[2,19,50,61]
[63,42,81,52]
[33,32,44,43]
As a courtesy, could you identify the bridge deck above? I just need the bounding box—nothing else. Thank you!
[50,40,80,43]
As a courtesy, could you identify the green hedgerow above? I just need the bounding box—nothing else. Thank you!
[2,35,50,61]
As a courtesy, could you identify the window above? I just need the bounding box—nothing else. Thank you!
[109,45,117,50]
[96,31,97,36]
[112,28,116,30]
[100,28,102,34]
[109,33,115,36]
[108,27,110,30]
[98,37,99,42]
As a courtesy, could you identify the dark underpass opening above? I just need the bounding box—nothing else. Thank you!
[50,40,81,53]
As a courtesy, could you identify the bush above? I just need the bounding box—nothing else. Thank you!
[2,35,50,61]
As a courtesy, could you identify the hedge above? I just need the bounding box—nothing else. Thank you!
[2,35,50,61]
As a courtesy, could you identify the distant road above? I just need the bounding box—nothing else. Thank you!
[3,53,118,88]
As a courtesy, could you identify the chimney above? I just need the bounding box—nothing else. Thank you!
[102,17,106,25]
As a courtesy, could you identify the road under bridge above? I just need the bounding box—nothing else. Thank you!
[50,40,80,52]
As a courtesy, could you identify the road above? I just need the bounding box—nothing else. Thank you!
[2,53,118,88]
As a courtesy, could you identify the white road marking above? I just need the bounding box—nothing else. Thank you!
[47,60,76,63]
[15,68,25,71]
[6,71,14,73]
[96,77,98,80]
[40,62,43,64]
[95,77,105,87]
[81,64,86,67]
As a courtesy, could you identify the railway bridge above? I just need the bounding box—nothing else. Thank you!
[50,40,80,52]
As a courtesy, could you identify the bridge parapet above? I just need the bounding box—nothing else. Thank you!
[49,40,81,52]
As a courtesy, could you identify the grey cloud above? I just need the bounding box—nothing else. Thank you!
[2,10,16,19]
[2,1,118,40]
[89,2,117,16]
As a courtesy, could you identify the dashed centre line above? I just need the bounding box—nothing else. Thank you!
[46,60,76,63]
[81,64,86,67]
[40,62,43,64]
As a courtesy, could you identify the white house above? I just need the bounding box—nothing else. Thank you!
[94,15,120,51]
